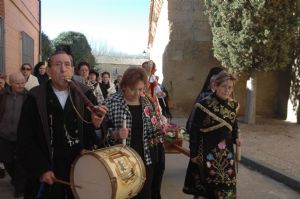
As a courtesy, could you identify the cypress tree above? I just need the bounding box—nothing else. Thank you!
[204,0,300,123]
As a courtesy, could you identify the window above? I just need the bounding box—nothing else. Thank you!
[0,17,4,72]
[21,31,34,66]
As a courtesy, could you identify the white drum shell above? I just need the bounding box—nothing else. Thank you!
[71,145,146,199]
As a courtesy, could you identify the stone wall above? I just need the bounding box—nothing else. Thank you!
[95,55,148,80]
[149,0,291,118]
[150,0,219,116]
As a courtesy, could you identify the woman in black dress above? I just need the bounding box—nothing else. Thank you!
[183,71,241,199]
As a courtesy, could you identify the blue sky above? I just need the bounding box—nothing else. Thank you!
[41,0,150,55]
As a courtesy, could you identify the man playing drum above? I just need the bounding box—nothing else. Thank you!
[17,48,107,199]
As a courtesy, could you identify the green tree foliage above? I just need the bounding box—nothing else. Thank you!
[204,0,299,73]
[53,31,96,66]
[204,0,300,123]
[41,32,53,61]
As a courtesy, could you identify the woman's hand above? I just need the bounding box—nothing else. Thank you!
[118,128,129,139]
[191,157,200,164]
[113,128,129,139]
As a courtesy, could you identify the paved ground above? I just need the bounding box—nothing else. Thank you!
[162,153,300,199]
[1,153,299,199]
[1,117,300,198]
[240,117,300,182]
[172,117,300,185]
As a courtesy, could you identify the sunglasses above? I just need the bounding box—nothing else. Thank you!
[21,67,31,71]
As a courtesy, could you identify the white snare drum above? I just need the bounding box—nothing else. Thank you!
[71,145,146,199]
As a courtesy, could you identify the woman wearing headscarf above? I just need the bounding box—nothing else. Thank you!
[183,71,241,199]
[186,67,224,134]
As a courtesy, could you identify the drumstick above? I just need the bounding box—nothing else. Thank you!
[53,178,82,189]
[122,114,127,146]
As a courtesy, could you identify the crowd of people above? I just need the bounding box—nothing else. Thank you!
[0,47,240,199]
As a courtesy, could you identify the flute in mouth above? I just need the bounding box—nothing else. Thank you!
[64,77,107,118]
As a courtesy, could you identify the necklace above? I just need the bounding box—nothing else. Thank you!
[64,124,80,147]
[49,114,80,148]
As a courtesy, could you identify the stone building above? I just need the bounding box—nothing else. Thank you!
[95,55,148,80]
[148,0,290,118]
[0,0,41,75]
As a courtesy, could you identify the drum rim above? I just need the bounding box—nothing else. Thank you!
[70,150,117,199]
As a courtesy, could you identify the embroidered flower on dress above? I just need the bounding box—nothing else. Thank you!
[144,106,151,118]
[151,116,158,125]
[227,169,234,176]
[209,170,216,176]
[206,161,211,168]
[206,153,214,160]
[227,152,233,159]
[218,141,226,149]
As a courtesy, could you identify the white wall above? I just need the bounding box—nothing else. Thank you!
[149,0,169,84]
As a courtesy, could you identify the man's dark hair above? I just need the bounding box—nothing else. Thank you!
[55,44,72,55]
[48,45,74,68]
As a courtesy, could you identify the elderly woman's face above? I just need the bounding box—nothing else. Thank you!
[215,80,234,100]
[123,80,145,102]
[78,65,89,80]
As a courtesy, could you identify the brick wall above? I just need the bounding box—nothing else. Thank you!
[4,0,40,75]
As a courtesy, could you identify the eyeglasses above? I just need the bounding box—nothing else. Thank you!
[21,67,31,71]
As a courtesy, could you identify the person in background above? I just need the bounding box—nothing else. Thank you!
[20,63,39,90]
[77,61,90,80]
[99,71,115,99]
[113,74,123,92]
[183,71,241,199]
[0,73,27,198]
[104,66,165,199]
[17,49,107,199]
[155,76,172,120]
[34,62,49,84]
[0,72,7,91]
[88,69,99,82]
[141,60,167,127]
[77,62,104,104]
[142,60,165,100]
